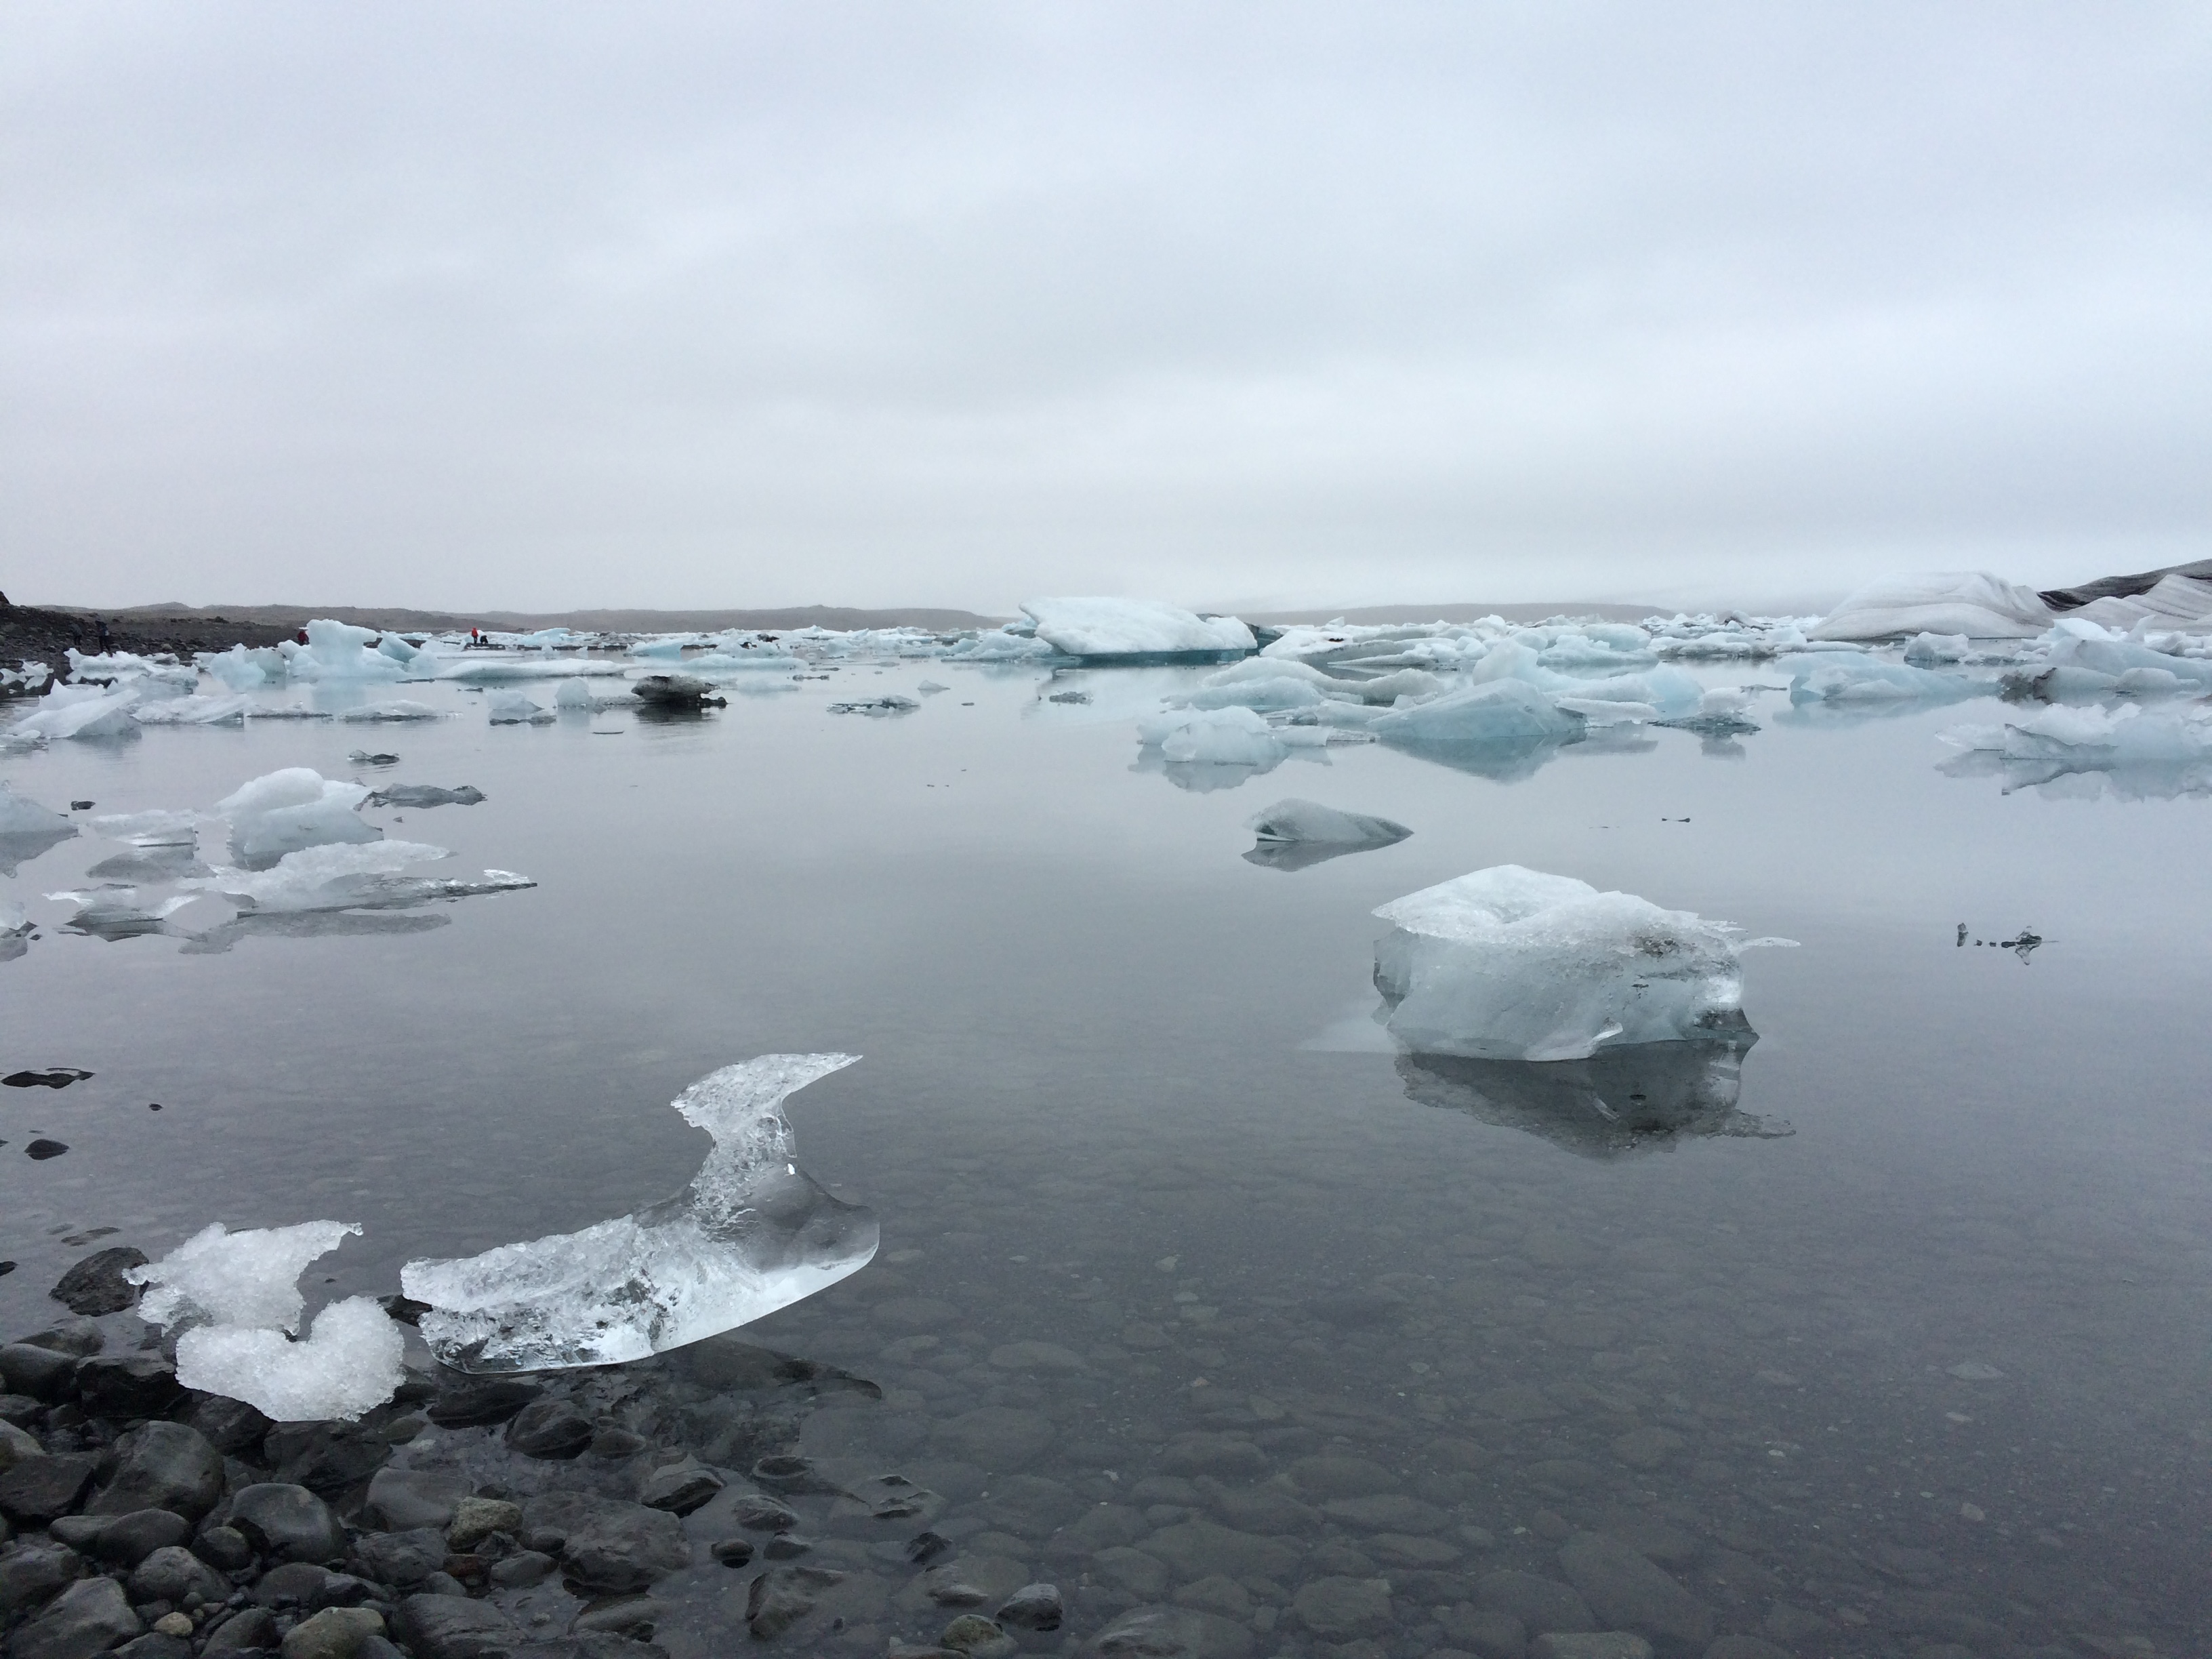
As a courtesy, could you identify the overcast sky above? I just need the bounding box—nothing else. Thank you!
[4,3,2207,615]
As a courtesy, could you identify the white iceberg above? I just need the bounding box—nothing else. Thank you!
[1372,865,1753,1061]
[200,840,534,912]
[63,650,199,696]
[487,690,554,724]
[1370,680,1585,746]
[0,783,73,838]
[11,685,143,741]
[131,693,254,726]
[281,619,410,682]
[403,1053,878,1371]
[1022,598,1254,659]
[131,1220,364,1331]
[197,644,287,691]
[1809,573,2051,640]
[1136,705,1287,766]
[215,768,380,863]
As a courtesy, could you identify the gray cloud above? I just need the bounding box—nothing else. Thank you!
[4,1,2207,613]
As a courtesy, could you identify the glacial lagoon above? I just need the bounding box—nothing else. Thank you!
[3,642,2208,1658]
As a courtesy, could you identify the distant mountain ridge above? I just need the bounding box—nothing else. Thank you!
[85,602,1013,634]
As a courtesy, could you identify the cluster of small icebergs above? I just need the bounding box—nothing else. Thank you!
[124,1054,871,1420]
[0,766,529,955]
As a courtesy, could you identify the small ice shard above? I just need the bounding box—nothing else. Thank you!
[916,680,950,695]
[1244,798,1412,864]
[1370,680,1585,747]
[1372,865,1753,1061]
[129,1220,405,1421]
[487,691,554,724]
[403,1053,877,1372]
[554,677,592,710]
[364,785,485,808]
[214,768,379,864]
[131,1220,363,1330]
[199,840,533,913]
[1021,598,1255,661]
[1653,686,1763,739]
[337,700,443,722]
[827,696,918,715]
[1809,573,2051,640]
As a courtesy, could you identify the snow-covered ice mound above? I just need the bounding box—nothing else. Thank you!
[404,1053,878,1372]
[1023,598,1255,660]
[214,768,379,864]
[129,1221,404,1422]
[1373,865,1756,1061]
[1809,573,2051,640]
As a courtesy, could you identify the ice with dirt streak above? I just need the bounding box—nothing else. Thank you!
[129,1221,405,1422]
[1372,865,1755,1062]
[403,1053,878,1372]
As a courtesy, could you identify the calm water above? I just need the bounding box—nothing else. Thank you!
[2,659,2207,1656]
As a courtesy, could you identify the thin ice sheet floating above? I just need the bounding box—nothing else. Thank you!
[129,1220,403,1422]
[1373,865,1753,1061]
[403,1052,878,1372]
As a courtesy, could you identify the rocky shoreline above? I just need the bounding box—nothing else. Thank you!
[0,609,303,696]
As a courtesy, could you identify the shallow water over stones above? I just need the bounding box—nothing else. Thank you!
[2,663,2209,1657]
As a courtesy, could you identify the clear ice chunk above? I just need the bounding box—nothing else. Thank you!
[1373,865,1753,1061]
[129,1220,403,1422]
[214,768,380,864]
[403,1053,877,1372]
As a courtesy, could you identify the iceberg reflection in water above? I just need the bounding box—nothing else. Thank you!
[1395,1038,1788,1160]
[404,1054,878,1372]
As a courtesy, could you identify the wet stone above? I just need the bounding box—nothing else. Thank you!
[1158,1435,1267,1480]
[1556,1532,1714,1648]
[1438,1605,1528,1659]
[1082,1604,1254,1658]
[938,1614,1016,1658]
[504,1399,594,1460]
[1088,1548,1169,1599]
[487,1551,555,1589]
[126,1545,229,1606]
[9,1575,142,1659]
[0,1455,99,1526]
[394,1593,522,1659]
[192,1528,253,1574]
[264,1422,390,1497]
[732,1494,798,1532]
[1609,1428,1687,1471]
[1201,1483,1317,1535]
[114,1636,191,1659]
[986,1343,1086,1373]
[350,1528,447,1588]
[903,1532,953,1565]
[91,1424,222,1523]
[1527,1637,1653,1659]
[743,1564,844,1639]
[569,1595,666,1637]
[1293,1576,1394,1640]
[1139,1519,1299,1583]
[995,1582,1062,1631]
[0,1346,82,1404]
[519,1491,688,1593]
[708,1539,754,1568]
[279,1607,385,1659]
[49,1250,148,1317]
[88,1511,194,1569]
[424,1380,541,1429]
[201,1608,276,1654]
[935,1408,1054,1469]
[75,1357,180,1421]
[183,1397,273,1457]
[445,1497,523,1551]
[364,1470,468,1532]
[1288,1456,1400,1498]
[1477,1569,1596,1635]
[761,1534,813,1560]
[227,1485,346,1565]
[253,1562,342,1607]
[634,1458,721,1516]
[0,1538,85,1616]
[1322,1492,1448,1532]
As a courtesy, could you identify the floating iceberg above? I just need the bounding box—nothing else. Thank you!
[1136,705,1286,766]
[131,1221,403,1421]
[0,783,73,838]
[63,649,198,695]
[198,644,287,691]
[1022,598,1254,661]
[1372,865,1753,1061]
[10,685,142,741]
[404,1053,878,1371]
[199,840,534,913]
[1788,652,1980,707]
[337,700,443,722]
[487,690,554,724]
[131,693,254,726]
[1809,573,2051,640]
[1243,798,1412,872]
[1370,679,1585,747]
[1942,703,2212,768]
[215,768,379,863]
[282,619,411,682]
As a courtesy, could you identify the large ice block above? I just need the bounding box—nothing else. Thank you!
[11,686,143,741]
[1022,598,1255,659]
[283,619,410,682]
[1809,573,2051,640]
[0,783,73,838]
[403,1053,878,1372]
[1372,865,1752,1061]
